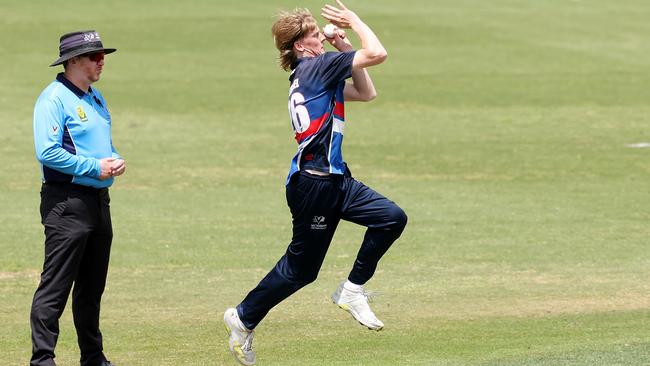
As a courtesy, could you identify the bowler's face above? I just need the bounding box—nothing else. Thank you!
[298,27,326,57]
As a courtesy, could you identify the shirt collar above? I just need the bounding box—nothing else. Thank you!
[56,72,91,98]
[291,57,307,70]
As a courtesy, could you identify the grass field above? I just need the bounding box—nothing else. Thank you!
[1,0,650,365]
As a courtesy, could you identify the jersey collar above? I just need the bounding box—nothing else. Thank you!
[56,72,90,98]
[291,57,307,70]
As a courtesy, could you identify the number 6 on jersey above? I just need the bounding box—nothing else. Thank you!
[289,92,310,133]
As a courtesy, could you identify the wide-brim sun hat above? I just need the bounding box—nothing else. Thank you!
[50,30,116,67]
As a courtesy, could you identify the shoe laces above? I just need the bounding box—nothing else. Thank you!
[350,287,381,303]
[363,289,382,303]
[242,331,254,352]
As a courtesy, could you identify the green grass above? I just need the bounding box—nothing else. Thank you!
[1,0,650,365]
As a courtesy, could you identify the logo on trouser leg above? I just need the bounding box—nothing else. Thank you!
[311,216,327,230]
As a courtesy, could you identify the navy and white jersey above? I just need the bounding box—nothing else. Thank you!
[33,73,121,188]
[286,51,356,183]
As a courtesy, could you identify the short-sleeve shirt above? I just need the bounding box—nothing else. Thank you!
[285,51,356,184]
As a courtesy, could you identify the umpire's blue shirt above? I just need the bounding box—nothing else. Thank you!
[34,73,121,188]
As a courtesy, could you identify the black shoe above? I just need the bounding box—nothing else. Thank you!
[100,362,116,366]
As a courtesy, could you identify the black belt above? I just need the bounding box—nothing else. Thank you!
[43,181,108,195]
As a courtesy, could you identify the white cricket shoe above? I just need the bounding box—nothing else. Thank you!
[331,282,384,331]
[224,308,256,366]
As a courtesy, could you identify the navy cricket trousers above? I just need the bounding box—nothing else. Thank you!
[237,170,407,330]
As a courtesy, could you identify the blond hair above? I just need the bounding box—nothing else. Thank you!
[272,8,318,71]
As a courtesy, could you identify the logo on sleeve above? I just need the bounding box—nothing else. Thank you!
[76,106,88,122]
[51,125,59,135]
[311,216,327,230]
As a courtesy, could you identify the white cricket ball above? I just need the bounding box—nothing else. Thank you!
[323,24,337,38]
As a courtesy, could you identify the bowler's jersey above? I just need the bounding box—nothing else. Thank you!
[286,51,355,183]
[33,73,121,188]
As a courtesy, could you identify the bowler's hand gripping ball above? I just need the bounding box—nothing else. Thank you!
[323,24,337,38]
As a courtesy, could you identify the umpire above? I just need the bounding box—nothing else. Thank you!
[30,30,125,366]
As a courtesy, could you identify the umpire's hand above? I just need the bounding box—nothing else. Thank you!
[99,157,116,180]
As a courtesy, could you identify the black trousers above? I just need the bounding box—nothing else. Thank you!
[237,170,408,330]
[30,182,112,366]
